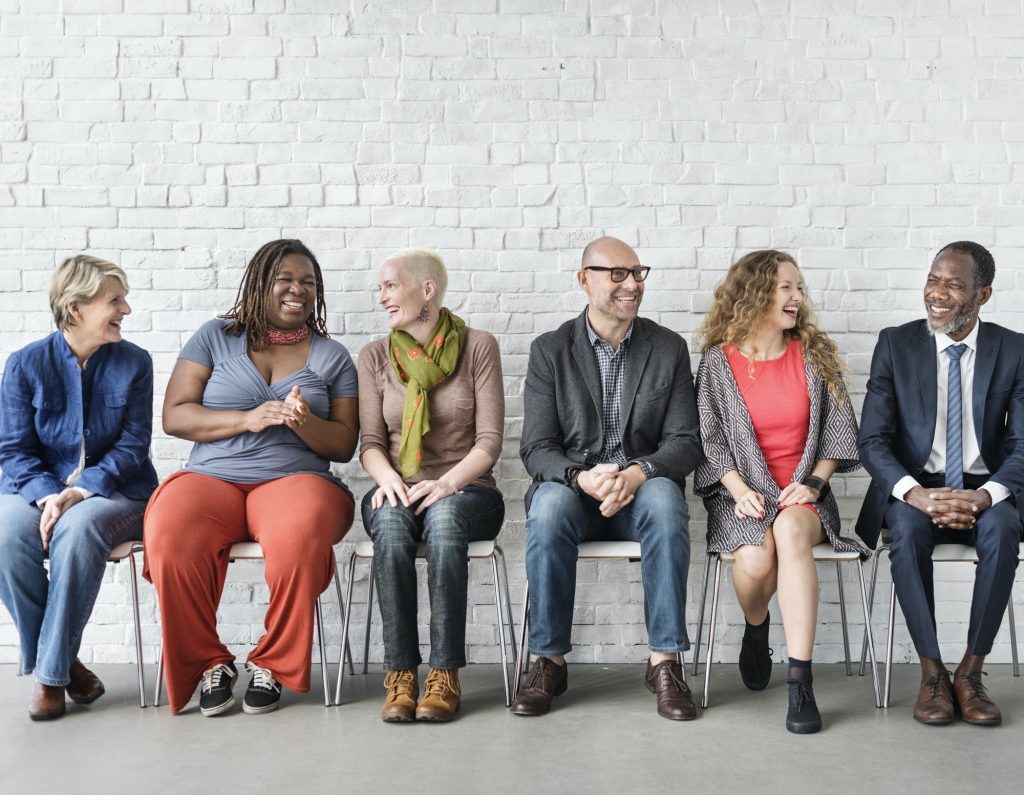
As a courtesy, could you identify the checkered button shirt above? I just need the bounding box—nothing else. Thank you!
[584,317,654,479]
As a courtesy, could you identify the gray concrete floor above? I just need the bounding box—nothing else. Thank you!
[0,663,1021,794]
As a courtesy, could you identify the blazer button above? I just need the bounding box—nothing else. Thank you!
[84,429,91,437]
[43,401,50,409]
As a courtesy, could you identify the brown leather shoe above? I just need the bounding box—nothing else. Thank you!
[953,671,1002,726]
[29,682,66,721]
[912,670,955,725]
[380,669,418,723]
[510,657,567,717]
[66,660,105,705]
[645,658,697,721]
[416,668,460,722]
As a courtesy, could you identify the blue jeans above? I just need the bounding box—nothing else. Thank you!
[361,485,505,670]
[525,478,691,656]
[0,492,145,686]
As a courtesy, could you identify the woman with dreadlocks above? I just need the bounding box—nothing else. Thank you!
[144,239,358,716]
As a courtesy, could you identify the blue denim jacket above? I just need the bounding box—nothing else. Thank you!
[0,332,158,504]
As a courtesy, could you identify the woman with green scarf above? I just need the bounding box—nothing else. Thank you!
[358,248,505,723]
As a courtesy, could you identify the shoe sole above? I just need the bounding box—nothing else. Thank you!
[242,701,279,715]
[29,709,65,721]
[416,703,460,722]
[66,685,105,705]
[381,712,416,723]
[200,695,236,717]
[914,714,954,726]
[786,720,822,734]
[962,716,1001,726]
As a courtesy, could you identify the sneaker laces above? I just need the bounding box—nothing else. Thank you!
[245,662,280,693]
[423,669,458,698]
[788,681,815,713]
[200,663,233,695]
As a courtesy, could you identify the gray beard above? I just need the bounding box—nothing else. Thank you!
[927,306,977,337]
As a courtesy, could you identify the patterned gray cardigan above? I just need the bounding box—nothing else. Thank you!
[694,344,869,559]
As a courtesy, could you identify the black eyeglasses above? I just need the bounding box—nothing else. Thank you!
[583,265,651,283]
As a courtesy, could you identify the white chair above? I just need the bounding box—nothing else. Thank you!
[154,541,350,708]
[691,542,881,709]
[15,540,147,708]
[335,539,517,706]
[513,541,688,698]
[858,540,1023,708]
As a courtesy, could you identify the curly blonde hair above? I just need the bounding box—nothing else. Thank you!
[696,250,848,398]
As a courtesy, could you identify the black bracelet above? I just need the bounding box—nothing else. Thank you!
[801,476,829,501]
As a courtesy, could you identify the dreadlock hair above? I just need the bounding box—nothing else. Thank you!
[220,239,330,351]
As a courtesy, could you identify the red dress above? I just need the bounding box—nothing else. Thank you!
[726,340,817,515]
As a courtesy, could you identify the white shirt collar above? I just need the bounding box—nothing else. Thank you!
[934,319,980,354]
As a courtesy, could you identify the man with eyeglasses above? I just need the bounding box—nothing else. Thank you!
[514,236,702,720]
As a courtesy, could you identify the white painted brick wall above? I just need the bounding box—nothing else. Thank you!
[1,3,1023,670]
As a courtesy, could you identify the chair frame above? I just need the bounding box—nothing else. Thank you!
[15,540,147,708]
[153,542,350,708]
[858,540,1022,708]
[334,539,517,707]
[691,542,882,709]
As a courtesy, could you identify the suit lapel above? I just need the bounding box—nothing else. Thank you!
[620,322,652,431]
[914,322,939,447]
[571,312,603,417]
[973,321,997,433]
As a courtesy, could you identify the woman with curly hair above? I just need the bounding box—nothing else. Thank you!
[144,239,358,716]
[694,249,866,734]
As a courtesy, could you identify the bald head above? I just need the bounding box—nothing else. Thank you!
[581,236,639,269]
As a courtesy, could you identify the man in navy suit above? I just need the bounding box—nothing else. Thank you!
[857,241,1024,726]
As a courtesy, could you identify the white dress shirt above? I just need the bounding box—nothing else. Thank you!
[893,321,1009,504]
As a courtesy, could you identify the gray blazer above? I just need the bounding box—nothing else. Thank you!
[520,310,702,509]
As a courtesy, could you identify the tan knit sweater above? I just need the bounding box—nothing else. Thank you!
[357,327,505,489]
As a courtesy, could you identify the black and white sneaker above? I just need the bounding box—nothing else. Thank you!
[199,662,238,717]
[242,662,282,714]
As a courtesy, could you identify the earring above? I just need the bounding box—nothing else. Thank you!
[417,304,430,324]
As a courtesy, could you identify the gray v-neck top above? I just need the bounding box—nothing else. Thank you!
[179,319,357,488]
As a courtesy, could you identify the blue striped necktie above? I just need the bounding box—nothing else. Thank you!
[945,343,968,489]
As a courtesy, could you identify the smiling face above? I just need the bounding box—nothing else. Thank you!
[66,276,131,356]
[579,238,644,326]
[266,253,317,331]
[924,250,991,340]
[762,260,804,335]
[378,258,432,334]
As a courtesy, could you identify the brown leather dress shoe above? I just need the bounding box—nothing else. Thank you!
[380,669,418,723]
[416,668,460,722]
[66,660,105,705]
[953,671,1002,726]
[645,659,697,721]
[510,657,567,717]
[29,682,66,721]
[912,670,955,725]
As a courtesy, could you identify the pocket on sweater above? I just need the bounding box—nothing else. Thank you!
[451,398,474,427]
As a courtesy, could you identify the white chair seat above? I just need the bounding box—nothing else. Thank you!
[107,540,140,561]
[576,541,641,559]
[353,539,498,558]
[227,542,266,560]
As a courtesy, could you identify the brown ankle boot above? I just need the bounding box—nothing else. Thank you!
[416,668,460,722]
[380,669,418,723]
[29,682,66,721]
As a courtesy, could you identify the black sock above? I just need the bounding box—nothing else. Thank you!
[743,612,770,641]
[787,657,812,685]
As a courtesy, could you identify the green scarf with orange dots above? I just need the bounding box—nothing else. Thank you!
[389,308,467,478]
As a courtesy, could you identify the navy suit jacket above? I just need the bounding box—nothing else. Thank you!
[855,319,1024,548]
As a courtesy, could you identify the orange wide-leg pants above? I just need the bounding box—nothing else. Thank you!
[143,471,354,714]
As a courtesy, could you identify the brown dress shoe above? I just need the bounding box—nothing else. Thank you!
[953,671,1002,726]
[510,657,567,717]
[66,660,105,705]
[29,682,66,721]
[912,670,955,725]
[416,668,461,722]
[380,669,418,723]
[645,659,697,721]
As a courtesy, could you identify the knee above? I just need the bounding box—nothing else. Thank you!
[527,483,582,543]
[422,502,469,550]
[884,503,934,553]
[366,503,418,548]
[975,503,1022,558]
[733,545,776,582]
[771,513,813,555]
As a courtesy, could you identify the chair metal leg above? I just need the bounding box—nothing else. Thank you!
[333,565,354,676]
[334,551,358,706]
[362,557,375,675]
[836,561,852,676]
[315,595,331,706]
[490,553,512,707]
[1008,596,1019,677]
[154,645,164,708]
[691,552,714,677]
[856,560,882,708]
[859,547,884,676]
[884,579,896,708]
[495,546,517,675]
[702,557,724,709]
[512,580,530,700]
[127,547,147,708]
